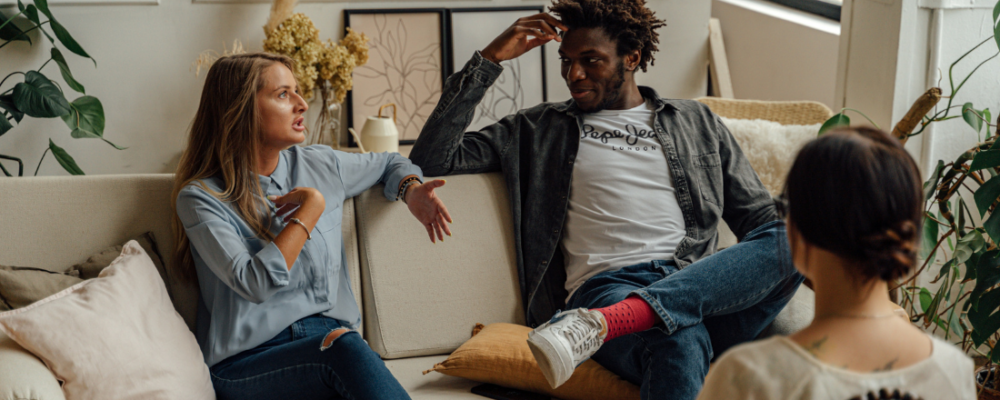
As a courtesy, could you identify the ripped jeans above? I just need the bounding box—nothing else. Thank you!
[209,315,410,400]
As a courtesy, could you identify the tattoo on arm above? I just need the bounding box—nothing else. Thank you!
[805,336,828,358]
[872,358,898,372]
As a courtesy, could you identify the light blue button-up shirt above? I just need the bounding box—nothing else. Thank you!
[176,145,422,367]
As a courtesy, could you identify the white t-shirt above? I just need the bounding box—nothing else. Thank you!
[697,335,976,400]
[561,100,687,300]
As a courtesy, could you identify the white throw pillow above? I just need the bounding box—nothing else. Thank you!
[0,241,214,400]
[719,117,821,196]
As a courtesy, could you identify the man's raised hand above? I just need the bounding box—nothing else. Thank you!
[481,13,568,64]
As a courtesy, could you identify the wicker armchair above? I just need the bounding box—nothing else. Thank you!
[694,97,834,126]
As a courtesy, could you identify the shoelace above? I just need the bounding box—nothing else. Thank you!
[555,315,604,357]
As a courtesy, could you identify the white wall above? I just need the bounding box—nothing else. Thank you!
[0,0,709,176]
[836,0,1000,176]
[712,0,840,108]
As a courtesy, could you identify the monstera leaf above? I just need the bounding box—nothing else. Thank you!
[12,71,70,118]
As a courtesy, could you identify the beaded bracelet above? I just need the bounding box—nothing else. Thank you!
[398,176,422,203]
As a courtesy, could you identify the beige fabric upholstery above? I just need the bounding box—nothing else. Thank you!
[0,331,64,400]
[356,173,524,359]
[695,97,834,126]
[385,356,481,399]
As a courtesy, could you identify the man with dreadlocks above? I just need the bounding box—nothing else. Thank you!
[410,1,803,398]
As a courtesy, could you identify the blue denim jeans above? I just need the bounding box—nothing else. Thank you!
[209,315,410,400]
[567,220,803,400]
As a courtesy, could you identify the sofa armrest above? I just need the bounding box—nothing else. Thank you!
[0,331,65,400]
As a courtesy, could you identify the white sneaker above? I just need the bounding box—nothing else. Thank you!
[526,308,607,388]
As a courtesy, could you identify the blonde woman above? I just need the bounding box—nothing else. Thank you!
[696,127,974,400]
[172,53,450,399]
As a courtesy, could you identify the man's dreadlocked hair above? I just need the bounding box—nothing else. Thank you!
[549,0,666,72]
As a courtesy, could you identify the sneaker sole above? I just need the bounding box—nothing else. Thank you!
[527,332,569,389]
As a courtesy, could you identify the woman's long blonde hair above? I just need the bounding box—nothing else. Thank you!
[171,52,296,283]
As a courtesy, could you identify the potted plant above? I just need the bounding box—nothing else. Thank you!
[819,3,1000,396]
[1,0,123,176]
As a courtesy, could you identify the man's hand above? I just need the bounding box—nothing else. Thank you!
[481,13,568,64]
[405,180,453,243]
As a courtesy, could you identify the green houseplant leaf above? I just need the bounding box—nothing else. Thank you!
[0,9,30,44]
[920,214,939,262]
[47,138,83,175]
[0,113,12,136]
[924,160,945,202]
[51,48,84,94]
[20,3,52,43]
[12,71,70,118]
[976,175,1000,218]
[963,103,983,133]
[49,19,91,64]
[0,94,24,123]
[969,289,1000,347]
[818,113,850,136]
[60,96,123,149]
[971,149,1000,171]
[33,0,93,65]
[984,211,1000,245]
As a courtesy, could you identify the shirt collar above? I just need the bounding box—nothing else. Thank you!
[257,151,288,193]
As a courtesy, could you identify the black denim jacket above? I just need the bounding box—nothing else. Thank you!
[410,52,778,327]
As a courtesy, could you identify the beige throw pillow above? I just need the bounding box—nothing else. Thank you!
[0,241,214,400]
[0,232,168,312]
[0,267,83,311]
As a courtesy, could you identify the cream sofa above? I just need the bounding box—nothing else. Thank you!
[0,172,814,400]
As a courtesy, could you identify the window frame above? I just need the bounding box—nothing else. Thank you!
[765,0,841,21]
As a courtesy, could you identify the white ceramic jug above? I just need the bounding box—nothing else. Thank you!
[359,103,399,153]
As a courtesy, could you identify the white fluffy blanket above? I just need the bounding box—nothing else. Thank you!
[719,117,821,197]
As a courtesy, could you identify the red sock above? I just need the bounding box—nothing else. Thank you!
[592,296,657,342]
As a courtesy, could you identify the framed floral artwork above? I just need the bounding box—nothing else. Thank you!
[448,7,548,131]
[345,8,448,145]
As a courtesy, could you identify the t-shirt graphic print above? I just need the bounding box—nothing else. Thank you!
[561,100,687,300]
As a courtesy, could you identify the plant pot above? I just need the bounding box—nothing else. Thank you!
[977,366,1000,400]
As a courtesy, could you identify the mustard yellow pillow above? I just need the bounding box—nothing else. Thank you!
[424,323,639,400]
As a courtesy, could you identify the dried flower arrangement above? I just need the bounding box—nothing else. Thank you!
[262,0,369,147]
[193,0,369,147]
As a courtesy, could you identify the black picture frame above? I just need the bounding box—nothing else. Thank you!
[345,8,449,146]
[446,6,549,132]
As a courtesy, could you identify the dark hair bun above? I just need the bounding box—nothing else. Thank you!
[784,127,923,283]
[858,221,918,281]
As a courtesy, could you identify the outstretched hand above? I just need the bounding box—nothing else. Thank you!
[481,13,568,64]
[405,179,453,243]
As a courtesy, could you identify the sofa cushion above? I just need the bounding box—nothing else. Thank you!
[385,355,481,399]
[0,331,65,400]
[0,232,168,312]
[718,117,820,197]
[0,242,214,400]
[356,173,524,359]
[0,267,82,311]
[426,323,639,400]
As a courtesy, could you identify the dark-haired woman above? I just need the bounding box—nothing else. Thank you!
[172,53,452,399]
[697,127,974,399]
